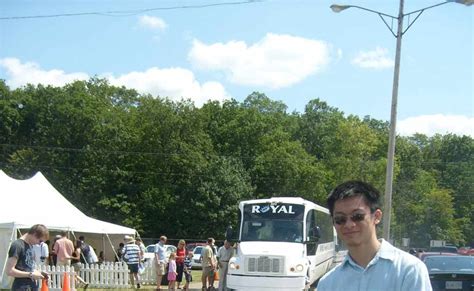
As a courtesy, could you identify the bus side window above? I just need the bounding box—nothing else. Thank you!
[306,210,317,255]
[315,211,334,243]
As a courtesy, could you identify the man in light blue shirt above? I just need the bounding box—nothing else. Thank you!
[154,235,167,290]
[317,181,432,291]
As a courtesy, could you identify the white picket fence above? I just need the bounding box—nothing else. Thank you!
[38,260,158,290]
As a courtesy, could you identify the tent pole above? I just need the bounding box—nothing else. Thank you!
[105,233,119,262]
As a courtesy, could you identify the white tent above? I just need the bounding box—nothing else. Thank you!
[0,170,137,287]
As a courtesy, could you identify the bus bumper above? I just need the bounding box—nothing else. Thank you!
[227,274,306,290]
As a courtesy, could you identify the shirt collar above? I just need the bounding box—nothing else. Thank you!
[377,239,397,261]
[341,239,396,269]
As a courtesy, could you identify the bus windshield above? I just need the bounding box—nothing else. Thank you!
[240,203,305,242]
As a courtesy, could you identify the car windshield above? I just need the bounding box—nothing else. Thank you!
[146,245,155,253]
[166,245,177,254]
[194,247,202,255]
[425,256,474,271]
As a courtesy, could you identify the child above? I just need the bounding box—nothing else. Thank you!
[167,252,177,290]
[183,252,193,290]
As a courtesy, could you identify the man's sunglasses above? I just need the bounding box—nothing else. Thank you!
[333,213,366,225]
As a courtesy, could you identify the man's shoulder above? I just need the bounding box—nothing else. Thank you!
[318,263,345,288]
[65,238,74,248]
[382,243,424,267]
[126,243,139,249]
[11,239,24,247]
[157,243,166,250]
[378,243,429,280]
[9,239,25,250]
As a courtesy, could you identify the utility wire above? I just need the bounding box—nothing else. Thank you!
[0,0,264,20]
[0,143,472,165]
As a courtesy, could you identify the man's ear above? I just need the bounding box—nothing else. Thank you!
[374,209,383,225]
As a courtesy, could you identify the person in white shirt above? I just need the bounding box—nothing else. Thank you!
[217,240,234,291]
[32,241,49,268]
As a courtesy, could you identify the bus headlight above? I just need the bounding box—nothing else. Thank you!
[290,264,304,272]
[229,262,240,270]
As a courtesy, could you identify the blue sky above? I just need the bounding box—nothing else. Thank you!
[1,0,472,136]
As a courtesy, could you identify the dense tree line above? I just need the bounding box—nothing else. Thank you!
[0,79,472,247]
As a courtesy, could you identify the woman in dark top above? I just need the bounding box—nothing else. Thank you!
[71,240,88,290]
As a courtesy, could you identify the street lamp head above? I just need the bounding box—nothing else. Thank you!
[330,4,351,13]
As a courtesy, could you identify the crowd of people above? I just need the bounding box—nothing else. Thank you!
[130,235,234,291]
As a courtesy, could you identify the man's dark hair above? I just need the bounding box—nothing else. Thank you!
[27,224,49,240]
[60,230,68,237]
[79,235,85,241]
[327,180,381,216]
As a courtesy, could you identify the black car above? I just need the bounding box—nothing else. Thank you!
[424,255,474,291]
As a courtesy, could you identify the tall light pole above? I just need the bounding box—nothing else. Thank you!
[330,0,472,241]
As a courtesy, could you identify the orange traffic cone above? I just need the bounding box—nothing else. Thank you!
[62,272,71,291]
[41,278,49,291]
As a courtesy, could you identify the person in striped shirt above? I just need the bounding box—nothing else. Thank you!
[122,236,143,289]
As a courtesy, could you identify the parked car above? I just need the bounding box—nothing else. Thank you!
[458,247,474,256]
[143,244,177,262]
[186,242,206,252]
[191,246,204,269]
[428,246,458,254]
[419,252,459,262]
[424,255,474,291]
[143,244,177,286]
[190,244,218,269]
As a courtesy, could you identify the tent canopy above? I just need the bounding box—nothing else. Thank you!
[0,170,137,287]
[0,170,135,234]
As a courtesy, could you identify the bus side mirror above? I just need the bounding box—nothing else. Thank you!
[309,226,321,242]
[225,226,233,241]
[314,226,321,237]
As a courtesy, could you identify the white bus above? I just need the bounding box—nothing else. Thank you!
[226,197,336,291]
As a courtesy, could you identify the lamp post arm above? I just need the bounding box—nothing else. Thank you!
[404,1,450,17]
[378,14,398,38]
[402,1,451,35]
[347,5,397,19]
[341,5,398,37]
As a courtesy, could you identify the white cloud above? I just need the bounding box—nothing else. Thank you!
[351,47,393,69]
[188,33,333,89]
[0,58,229,107]
[398,114,474,137]
[138,15,167,30]
[106,67,230,106]
[0,57,88,88]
